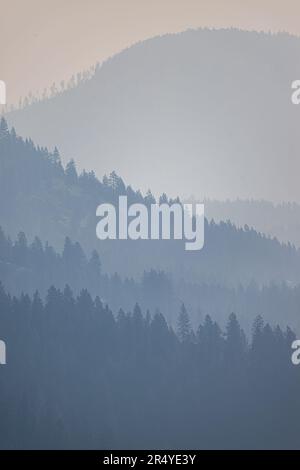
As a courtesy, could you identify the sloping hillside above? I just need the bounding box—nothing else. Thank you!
[6,28,300,202]
[1,119,299,287]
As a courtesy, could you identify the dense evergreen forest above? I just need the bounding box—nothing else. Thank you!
[1,226,300,332]
[1,115,300,449]
[1,118,299,286]
[0,284,298,449]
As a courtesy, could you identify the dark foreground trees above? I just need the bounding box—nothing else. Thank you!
[0,285,299,449]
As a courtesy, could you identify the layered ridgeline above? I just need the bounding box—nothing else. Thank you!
[1,226,300,332]
[1,119,300,290]
[5,28,300,206]
[204,199,300,248]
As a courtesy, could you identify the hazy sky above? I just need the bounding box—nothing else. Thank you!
[1,0,300,105]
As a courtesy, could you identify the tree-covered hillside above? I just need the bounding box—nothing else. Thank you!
[6,28,300,202]
[1,226,300,332]
[0,119,299,287]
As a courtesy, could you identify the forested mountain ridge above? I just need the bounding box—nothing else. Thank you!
[0,118,300,287]
[5,28,300,202]
[2,25,300,452]
[204,199,300,248]
[1,226,300,332]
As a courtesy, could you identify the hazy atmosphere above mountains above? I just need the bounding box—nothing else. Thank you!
[5,28,300,203]
[3,0,300,103]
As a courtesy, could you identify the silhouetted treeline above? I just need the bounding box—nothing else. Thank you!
[1,118,300,286]
[205,198,300,248]
[0,284,298,449]
[1,226,300,333]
